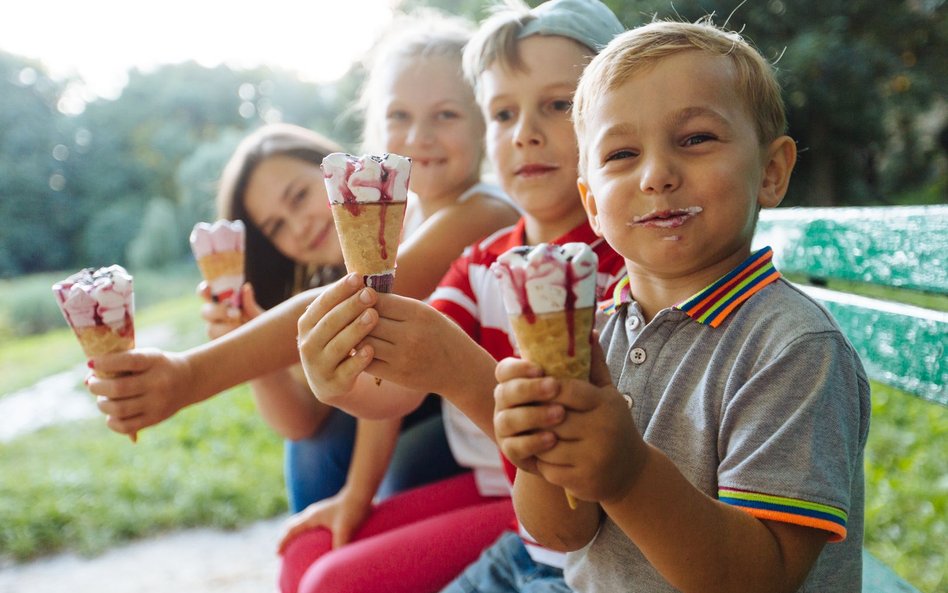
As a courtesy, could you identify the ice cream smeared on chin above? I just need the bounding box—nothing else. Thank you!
[321,152,411,293]
[189,220,246,313]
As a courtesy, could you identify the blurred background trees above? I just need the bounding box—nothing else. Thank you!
[0,0,944,279]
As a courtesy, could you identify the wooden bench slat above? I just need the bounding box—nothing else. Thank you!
[757,206,948,294]
[799,286,948,406]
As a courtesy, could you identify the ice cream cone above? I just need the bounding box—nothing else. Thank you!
[492,243,601,510]
[331,202,407,292]
[53,265,138,442]
[322,153,411,293]
[190,220,245,314]
[509,307,595,380]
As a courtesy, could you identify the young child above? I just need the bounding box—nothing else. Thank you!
[86,10,520,565]
[196,123,464,518]
[292,1,625,592]
[492,19,871,592]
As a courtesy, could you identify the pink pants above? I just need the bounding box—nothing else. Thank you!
[279,472,514,593]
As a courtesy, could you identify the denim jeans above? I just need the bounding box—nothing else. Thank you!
[441,531,572,593]
[284,397,463,513]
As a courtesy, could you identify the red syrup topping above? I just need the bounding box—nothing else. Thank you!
[564,261,577,356]
[331,156,407,263]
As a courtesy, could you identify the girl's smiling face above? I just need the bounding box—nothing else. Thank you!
[243,154,342,266]
[380,54,484,203]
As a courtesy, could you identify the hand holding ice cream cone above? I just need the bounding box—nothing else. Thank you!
[491,242,599,508]
[53,265,138,442]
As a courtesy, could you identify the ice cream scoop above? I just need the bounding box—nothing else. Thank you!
[322,153,411,293]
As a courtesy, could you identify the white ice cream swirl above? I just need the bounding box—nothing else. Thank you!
[491,242,598,316]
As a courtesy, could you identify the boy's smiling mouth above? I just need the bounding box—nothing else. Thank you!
[627,206,703,229]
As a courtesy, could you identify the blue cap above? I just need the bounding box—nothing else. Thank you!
[518,0,625,52]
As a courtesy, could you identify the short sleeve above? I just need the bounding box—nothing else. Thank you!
[716,332,870,542]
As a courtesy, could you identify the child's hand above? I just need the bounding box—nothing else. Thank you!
[199,282,263,340]
[360,293,488,397]
[496,341,648,504]
[297,274,380,403]
[493,357,563,474]
[87,348,195,437]
[277,487,372,554]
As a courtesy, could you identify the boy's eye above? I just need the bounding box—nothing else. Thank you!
[605,149,637,163]
[387,110,409,122]
[492,109,513,123]
[684,133,715,146]
[550,99,573,113]
[436,110,460,121]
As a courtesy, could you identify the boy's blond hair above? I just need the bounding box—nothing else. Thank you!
[574,19,787,174]
[461,0,536,97]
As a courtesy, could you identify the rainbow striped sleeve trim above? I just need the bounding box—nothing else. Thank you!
[720,487,848,542]
[676,247,781,327]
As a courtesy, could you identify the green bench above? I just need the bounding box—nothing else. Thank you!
[755,205,947,593]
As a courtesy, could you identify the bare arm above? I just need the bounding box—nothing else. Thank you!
[394,194,519,300]
[90,286,324,436]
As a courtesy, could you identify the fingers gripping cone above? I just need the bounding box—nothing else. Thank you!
[52,265,138,442]
[190,220,246,316]
[492,243,600,509]
[321,153,410,293]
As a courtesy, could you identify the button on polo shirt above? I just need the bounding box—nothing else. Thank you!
[629,347,646,364]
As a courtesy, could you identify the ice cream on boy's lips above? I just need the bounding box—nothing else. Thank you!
[52,265,136,371]
[189,220,246,314]
[321,152,411,293]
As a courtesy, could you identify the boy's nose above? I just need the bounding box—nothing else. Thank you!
[639,154,680,194]
[513,114,543,148]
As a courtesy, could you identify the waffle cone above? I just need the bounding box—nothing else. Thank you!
[75,323,135,379]
[510,307,595,380]
[331,202,406,283]
[196,251,244,283]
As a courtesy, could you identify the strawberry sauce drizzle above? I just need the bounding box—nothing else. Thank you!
[333,156,405,261]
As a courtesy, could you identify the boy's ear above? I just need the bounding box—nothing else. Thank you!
[577,178,603,236]
[758,135,797,209]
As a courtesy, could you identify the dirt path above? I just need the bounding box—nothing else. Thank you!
[0,517,285,593]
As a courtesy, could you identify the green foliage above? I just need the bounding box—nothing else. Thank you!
[0,264,201,342]
[0,385,285,561]
[126,198,185,269]
[864,383,947,592]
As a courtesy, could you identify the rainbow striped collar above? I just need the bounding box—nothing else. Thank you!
[604,247,781,328]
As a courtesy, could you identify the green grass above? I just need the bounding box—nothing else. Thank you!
[0,384,286,561]
[864,383,947,593]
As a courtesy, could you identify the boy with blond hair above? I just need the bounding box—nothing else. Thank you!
[492,19,871,592]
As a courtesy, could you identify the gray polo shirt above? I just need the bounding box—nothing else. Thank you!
[565,271,871,592]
